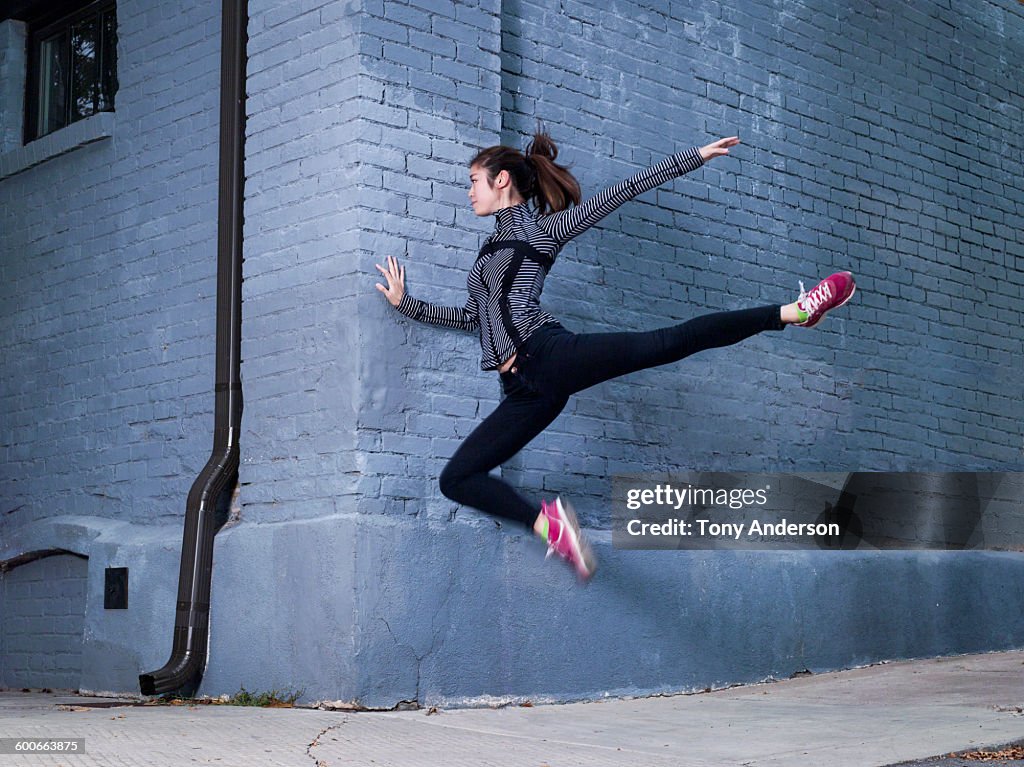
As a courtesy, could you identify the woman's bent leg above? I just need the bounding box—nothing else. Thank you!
[439,388,567,529]
[544,305,784,396]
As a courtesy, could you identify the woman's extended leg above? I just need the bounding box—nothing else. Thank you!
[527,304,786,398]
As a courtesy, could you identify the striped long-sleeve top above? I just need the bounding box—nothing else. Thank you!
[395,146,706,370]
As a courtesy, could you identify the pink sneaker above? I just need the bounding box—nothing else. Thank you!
[795,271,856,328]
[539,497,597,581]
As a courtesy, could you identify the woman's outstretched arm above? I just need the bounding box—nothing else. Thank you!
[375,255,480,332]
[538,137,739,247]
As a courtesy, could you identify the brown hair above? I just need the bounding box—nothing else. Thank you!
[469,123,581,215]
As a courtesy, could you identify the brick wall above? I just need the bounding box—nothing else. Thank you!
[0,20,27,152]
[0,554,88,690]
[4,0,1019,549]
[352,0,505,523]
[242,0,507,524]
[241,0,364,520]
[354,0,1023,535]
[2,0,1022,705]
[0,0,222,529]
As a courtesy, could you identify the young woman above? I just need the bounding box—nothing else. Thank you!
[375,130,855,581]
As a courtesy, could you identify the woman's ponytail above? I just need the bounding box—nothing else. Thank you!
[524,128,581,215]
[469,123,581,215]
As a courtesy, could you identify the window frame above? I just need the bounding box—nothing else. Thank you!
[23,0,117,144]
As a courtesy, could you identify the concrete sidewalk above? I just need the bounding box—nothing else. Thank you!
[2,650,1023,766]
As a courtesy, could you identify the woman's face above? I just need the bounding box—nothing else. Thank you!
[468,164,502,216]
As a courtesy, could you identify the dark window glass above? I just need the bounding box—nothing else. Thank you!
[70,15,99,121]
[99,11,117,112]
[26,1,117,142]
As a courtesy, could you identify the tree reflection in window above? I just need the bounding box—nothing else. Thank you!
[71,15,99,121]
[29,2,117,141]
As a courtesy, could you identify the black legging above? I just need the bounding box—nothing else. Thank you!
[438,305,786,528]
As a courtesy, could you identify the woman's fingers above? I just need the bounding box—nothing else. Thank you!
[699,136,741,161]
[374,263,394,289]
[374,257,405,306]
[376,258,404,282]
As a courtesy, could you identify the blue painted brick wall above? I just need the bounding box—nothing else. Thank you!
[3,0,1022,705]
[487,0,1024,528]
[0,20,27,152]
[335,0,1023,705]
[344,0,505,530]
[5,1,1021,541]
[242,0,366,520]
[1,0,222,530]
[0,554,88,690]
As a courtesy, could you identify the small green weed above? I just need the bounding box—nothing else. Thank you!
[227,685,305,707]
[152,685,305,707]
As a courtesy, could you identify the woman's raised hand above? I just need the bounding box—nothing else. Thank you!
[699,136,740,162]
[374,255,406,307]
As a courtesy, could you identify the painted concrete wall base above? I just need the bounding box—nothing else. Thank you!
[6,515,1021,705]
[1,518,187,696]
[202,516,360,705]
[199,516,1024,709]
[4,514,1019,704]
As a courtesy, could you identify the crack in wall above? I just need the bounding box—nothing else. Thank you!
[380,615,424,706]
[376,563,455,707]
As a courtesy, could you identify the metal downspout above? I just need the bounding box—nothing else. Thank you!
[139,0,246,697]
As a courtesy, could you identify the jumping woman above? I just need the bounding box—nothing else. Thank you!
[375,130,855,582]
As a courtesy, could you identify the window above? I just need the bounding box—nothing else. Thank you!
[25,0,117,142]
